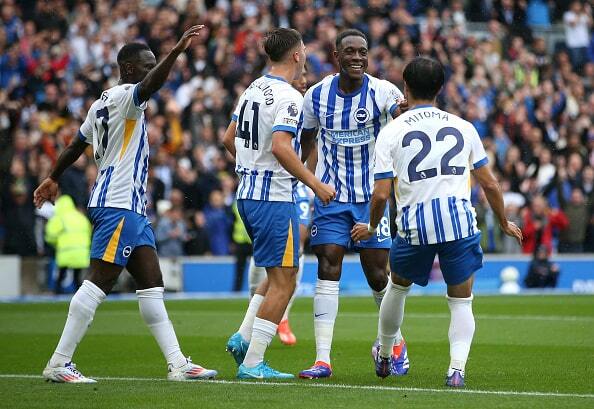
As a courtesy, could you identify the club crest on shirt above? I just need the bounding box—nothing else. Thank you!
[288,103,299,117]
[354,107,370,124]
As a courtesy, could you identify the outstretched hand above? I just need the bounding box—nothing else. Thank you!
[174,25,204,53]
[33,178,58,209]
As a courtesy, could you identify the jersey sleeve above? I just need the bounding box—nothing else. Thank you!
[468,124,489,170]
[272,90,303,136]
[113,84,147,119]
[77,107,94,145]
[374,125,396,180]
[377,80,404,117]
[231,96,243,122]
[301,87,318,131]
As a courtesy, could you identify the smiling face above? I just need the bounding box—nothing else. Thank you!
[335,35,368,81]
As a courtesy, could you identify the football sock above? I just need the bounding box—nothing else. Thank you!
[49,280,106,367]
[282,254,304,321]
[137,287,186,369]
[248,258,266,298]
[378,281,410,358]
[447,294,475,374]
[373,283,404,345]
[238,294,264,342]
[243,317,277,368]
[314,279,339,364]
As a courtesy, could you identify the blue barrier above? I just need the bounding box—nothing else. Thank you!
[181,255,594,294]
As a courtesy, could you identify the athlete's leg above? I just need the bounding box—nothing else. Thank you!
[238,279,268,342]
[311,244,344,365]
[248,257,267,298]
[242,266,297,368]
[378,273,412,358]
[283,223,308,319]
[446,275,475,377]
[47,259,120,368]
[126,246,186,367]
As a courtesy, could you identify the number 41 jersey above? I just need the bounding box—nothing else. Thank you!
[374,105,489,245]
[232,74,304,203]
[78,83,149,215]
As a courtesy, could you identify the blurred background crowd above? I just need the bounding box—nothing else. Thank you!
[1,0,594,261]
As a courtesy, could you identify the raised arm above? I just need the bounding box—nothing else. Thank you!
[136,25,204,103]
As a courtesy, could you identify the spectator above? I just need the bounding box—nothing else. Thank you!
[521,195,569,254]
[155,205,187,257]
[203,190,232,256]
[184,211,210,256]
[524,245,560,288]
[44,195,91,293]
[563,0,593,71]
[558,185,589,253]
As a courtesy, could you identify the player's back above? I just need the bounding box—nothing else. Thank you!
[233,74,303,203]
[375,105,489,245]
[79,83,149,215]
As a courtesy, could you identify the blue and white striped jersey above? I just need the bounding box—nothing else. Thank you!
[79,83,149,215]
[302,73,403,203]
[374,105,489,245]
[233,74,303,202]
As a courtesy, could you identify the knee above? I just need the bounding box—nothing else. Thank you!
[365,267,389,292]
[87,271,119,295]
[316,255,341,281]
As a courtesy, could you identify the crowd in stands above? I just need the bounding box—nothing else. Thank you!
[1,0,593,258]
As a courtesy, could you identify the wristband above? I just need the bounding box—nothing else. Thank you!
[367,222,377,234]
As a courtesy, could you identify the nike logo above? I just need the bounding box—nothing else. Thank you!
[323,112,334,118]
[377,237,391,242]
[246,372,264,379]
[314,313,328,318]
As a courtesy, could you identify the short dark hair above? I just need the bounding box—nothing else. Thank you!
[263,28,302,62]
[335,29,367,50]
[403,57,445,100]
[117,42,152,66]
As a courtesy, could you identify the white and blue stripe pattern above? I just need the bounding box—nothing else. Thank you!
[397,196,479,245]
[307,74,396,203]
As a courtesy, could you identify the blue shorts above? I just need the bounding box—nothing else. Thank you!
[390,233,483,286]
[88,207,156,267]
[295,197,312,226]
[237,199,299,268]
[310,198,391,249]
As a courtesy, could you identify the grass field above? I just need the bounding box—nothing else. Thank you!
[1,295,593,408]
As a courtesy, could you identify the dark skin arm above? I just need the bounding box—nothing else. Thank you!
[34,137,88,208]
[351,178,391,242]
[300,128,317,164]
[135,25,204,103]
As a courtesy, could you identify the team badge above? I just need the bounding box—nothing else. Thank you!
[122,246,132,258]
[310,224,318,237]
[354,107,370,124]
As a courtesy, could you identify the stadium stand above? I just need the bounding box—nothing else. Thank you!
[1,0,593,259]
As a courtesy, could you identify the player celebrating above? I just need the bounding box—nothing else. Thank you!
[34,26,218,383]
[243,65,312,346]
[222,28,335,379]
[351,57,523,387]
[298,29,408,379]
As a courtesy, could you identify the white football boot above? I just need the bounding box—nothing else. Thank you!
[43,362,97,383]
[167,357,217,381]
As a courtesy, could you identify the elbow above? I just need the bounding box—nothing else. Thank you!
[372,189,390,203]
[271,141,284,159]
[481,181,500,194]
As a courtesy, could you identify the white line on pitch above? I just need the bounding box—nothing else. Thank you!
[1,374,593,399]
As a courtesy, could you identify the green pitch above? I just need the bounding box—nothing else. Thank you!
[1,295,593,408]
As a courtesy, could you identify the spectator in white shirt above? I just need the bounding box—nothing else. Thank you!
[564,1,593,70]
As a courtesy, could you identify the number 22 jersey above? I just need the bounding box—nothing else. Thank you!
[78,83,150,215]
[232,74,304,203]
[374,105,489,245]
